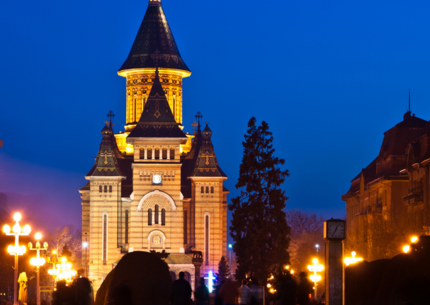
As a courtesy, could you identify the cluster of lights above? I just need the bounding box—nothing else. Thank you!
[30,257,46,267]
[48,257,77,282]
[344,251,363,266]
[284,265,295,274]
[307,258,324,299]
[7,245,26,255]
[403,236,419,253]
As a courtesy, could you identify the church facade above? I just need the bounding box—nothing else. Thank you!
[80,0,228,293]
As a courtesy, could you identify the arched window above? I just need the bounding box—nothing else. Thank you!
[206,186,209,193]
[170,148,175,160]
[183,210,187,245]
[162,148,168,159]
[99,186,102,193]
[104,185,107,193]
[211,186,214,193]
[155,148,160,159]
[103,214,108,265]
[147,149,153,159]
[205,215,210,266]
[201,186,204,193]
[125,210,129,244]
[155,205,159,224]
[148,209,152,226]
[161,209,166,226]
[109,185,112,193]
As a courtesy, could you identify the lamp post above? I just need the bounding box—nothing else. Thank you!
[46,250,58,291]
[3,212,31,305]
[48,257,77,284]
[315,244,319,254]
[344,251,363,266]
[228,243,233,274]
[29,233,48,305]
[307,258,324,301]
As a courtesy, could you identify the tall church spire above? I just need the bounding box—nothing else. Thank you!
[148,0,161,6]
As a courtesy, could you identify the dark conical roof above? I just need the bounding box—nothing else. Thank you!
[118,1,190,73]
[186,122,227,177]
[128,71,187,138]
[86,125,126,177]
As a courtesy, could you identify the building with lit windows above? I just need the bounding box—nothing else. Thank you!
[80,0,228,294]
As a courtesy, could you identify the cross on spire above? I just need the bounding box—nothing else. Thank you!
[106,110,115,128]
[195,112,203,127]
[191,120,198,134]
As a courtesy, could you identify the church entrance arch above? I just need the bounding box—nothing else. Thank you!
[137,190,176,211]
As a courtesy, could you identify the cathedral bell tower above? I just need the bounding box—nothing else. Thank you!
[115,0,191,155]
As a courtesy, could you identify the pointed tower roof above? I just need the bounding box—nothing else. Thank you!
[187,122,227,177]
[128,70,187,138]
[118,0,190,75]
[86,123,126,178]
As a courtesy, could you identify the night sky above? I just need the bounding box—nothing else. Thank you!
[1,0,430,236]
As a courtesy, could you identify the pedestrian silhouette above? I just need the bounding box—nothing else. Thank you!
[220,279,239,305]
[214,280,225,305]
[238,279,252,305]
[297,272,313,305]
[194,278,209,305]
[278,272,297,305]
[171,272,192,305]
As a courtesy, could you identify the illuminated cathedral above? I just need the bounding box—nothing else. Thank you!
[80,0,228,293]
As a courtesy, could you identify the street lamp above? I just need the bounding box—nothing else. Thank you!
[344,251,363,266]
[48,257,77,283]
[46,250,58,290]
[3,212,31,305]
[307,258,324,301]
[29,233,48,305]
[228,243,233,274]
[315,244,319,254]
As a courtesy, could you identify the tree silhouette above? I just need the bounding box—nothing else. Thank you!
[215,256,231,283]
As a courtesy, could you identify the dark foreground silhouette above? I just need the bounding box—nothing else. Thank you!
[345,236,430,305]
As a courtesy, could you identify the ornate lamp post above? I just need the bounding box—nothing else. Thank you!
[343,251,363,266]
[307,258,324,301]
[2,212,31,305]
[29,233,48,305]
[48,257,77,284]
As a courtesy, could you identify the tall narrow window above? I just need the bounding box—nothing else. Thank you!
[206,186,209,193]
[155,148,160,159]
[162,149,168,160]
[155,205,159,224]
[170,148,175,160]
[104,185,107,193]
[184,211,187,245]
[125,210,129,244]
[99,186,102,193]
[205,215,209,265]
[211,186,214,193]
[201,187,204,193]
[103,214,107,265]
[148,209,152,226]
[161,209,166,225]
[147,149,153,159]
[140,149,145,159]
[109,185,112,193]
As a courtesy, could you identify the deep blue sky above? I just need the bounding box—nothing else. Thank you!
[1,0,430,234]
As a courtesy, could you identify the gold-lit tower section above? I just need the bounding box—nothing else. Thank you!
[115,0,191,155]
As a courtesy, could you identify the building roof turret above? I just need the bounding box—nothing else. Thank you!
[128,69,187,138]
[118,0,190,75]
[86,118,126,177]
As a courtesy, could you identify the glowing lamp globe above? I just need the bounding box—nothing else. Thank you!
[3,225,10,234]
[35,233,42,240]
[411,236,418,243]
[23,225,31,235]
[13,213,22,222]
[403,245,410,253]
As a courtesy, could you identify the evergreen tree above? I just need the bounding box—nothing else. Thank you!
[229,117,291,285]
[215,256,231,283]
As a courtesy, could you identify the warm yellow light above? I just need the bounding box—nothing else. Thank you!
[344,251,363,266]
[411,236,418,243]
[20,245,26,254]
[403,245,410,253]
[13,224,21,234]
[23,225,31,235]
[310,274,322,282]
[48,269,53,275]
[52,250,57,255]
[7,245,13,254]
[291,270,294,275]
[35,232,42,240]
[269,288,275,294]
[13,213,21,222]
[312,258,319,264]
[285,265,290,270]
[267,284,271,288]
[61,257,67,263]
[3,225,10,234]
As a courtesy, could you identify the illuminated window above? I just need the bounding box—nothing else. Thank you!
[155,205,159,225]
[125,210,129,244]
[109,185,112,193]
[170,148,175,160]
[148,209,152,226]
[205,214,210,266]
[161,209,165,226]
[155,148,160,159]
[104,185,107,193]
[99,186,102,193]
[211,186,214,194]
[184,211,187,245]
[102,213,108,265]
[201,186,204,193]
